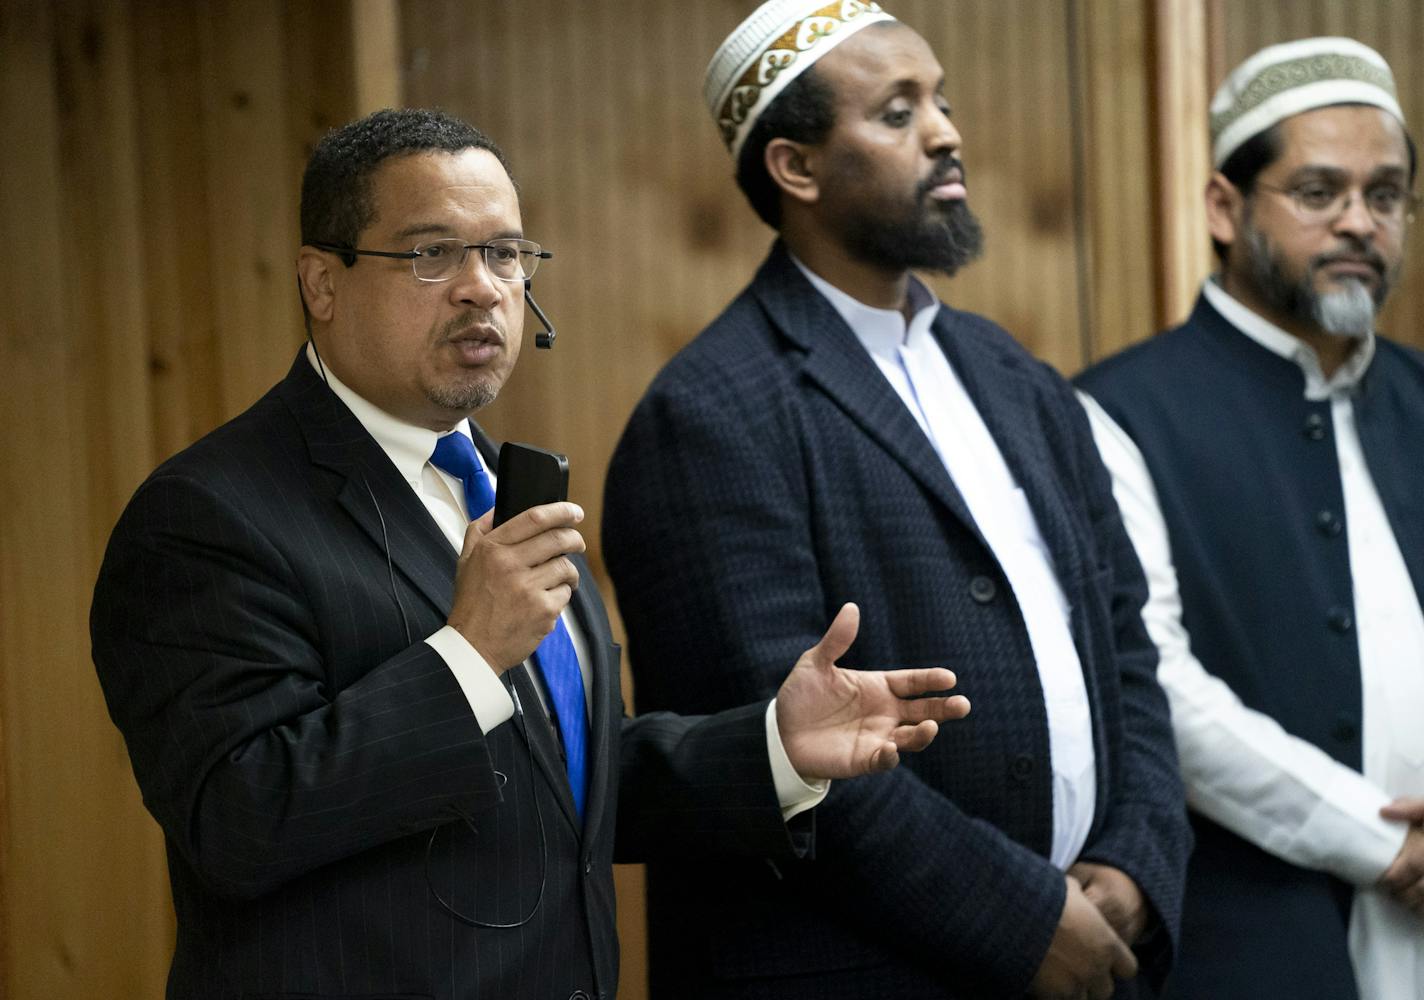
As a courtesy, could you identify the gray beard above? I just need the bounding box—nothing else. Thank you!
[1311,281,1376,339]
[1244,227,1381,340]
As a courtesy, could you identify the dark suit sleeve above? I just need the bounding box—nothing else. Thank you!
[90,472,503,901]
[1057,378,1189,983]
[604,378,1069,995]
[614,702,813,864]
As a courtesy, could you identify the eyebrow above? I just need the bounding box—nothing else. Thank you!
[1289,163,1409,182]
[389,222,526,243]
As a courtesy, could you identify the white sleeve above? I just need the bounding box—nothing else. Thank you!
[425,625,515,734]
[1077,391,1405,886]
[765,700,829,821]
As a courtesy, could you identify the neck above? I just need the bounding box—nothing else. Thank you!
[1220,272,1359,378]
[782,221,912,315]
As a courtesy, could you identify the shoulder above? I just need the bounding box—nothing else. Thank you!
[1375,334,1424,376]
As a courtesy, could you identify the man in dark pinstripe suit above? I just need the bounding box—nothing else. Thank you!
[89,108,969,1000]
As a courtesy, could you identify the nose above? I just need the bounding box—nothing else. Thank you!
[924,102,961,156]
[1333,189,1379,240]
[447,248,505,310]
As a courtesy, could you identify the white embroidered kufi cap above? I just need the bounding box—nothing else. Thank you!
[1210,37,1405,168]
[704,1,897,160]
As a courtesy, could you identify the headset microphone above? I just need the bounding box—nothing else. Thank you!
[524,279,557,350]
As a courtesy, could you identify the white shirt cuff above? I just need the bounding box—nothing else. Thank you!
[766,699,829,821]
[425,625,514,734]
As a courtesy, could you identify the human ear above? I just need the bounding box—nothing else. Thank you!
[1205,172,1244,250]
[296,247,338,324]
[764,137,819,207]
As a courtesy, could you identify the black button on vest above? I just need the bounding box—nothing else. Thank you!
[1326,606,1354,633]
[969,576,997,604]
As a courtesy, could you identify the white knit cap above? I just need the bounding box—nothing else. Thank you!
[704,1,897,160]
[1210,37,1405,168]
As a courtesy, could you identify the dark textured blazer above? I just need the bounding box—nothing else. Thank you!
[91,352,802,1000]
[602,244,1190,999]
[1077,294,1424,1000]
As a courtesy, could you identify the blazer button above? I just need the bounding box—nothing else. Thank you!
[1332,716,1359,743]
[568,991,591,1000]
[1315,510,1342,537]
[1326,606,1354,633]
[1302,413,1327,441]
[970,576,997,604]
[1010,753,1035,782]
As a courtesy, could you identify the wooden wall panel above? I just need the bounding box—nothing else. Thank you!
[0,2,394,996]
[1213,1,1424,350]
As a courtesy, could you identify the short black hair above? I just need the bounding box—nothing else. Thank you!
[1213,107,1418,263]
[299,107,511,263]
[734,67,837,229]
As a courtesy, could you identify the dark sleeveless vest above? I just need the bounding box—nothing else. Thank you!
[1077,294,1424,1000]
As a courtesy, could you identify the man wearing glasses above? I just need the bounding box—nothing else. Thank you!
[90,107,970,1000]
[1077,38,1424,999]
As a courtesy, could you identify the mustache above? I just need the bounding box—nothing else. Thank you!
[1312,245,1386,277]
[437,311,505,342]
[918,157,966,198]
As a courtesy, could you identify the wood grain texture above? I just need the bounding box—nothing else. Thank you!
[0,1,384,995]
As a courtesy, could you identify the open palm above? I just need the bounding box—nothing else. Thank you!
[776,603,971,780]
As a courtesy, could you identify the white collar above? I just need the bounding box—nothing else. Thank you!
[790,254,941,360]
[304,343,478,485]
[1202,277,1375,399]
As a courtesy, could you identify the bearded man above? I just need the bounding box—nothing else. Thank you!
[601,3,1190,998]
[1076,38,1424,1000]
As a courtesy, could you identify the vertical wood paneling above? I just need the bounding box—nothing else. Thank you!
[197,0,306,415]
[1074,0,1160,358]
[1214,1,1424,352]
[1,2,395,996]
[1151,0,1213,329]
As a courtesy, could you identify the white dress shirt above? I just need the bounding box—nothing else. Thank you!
[307,346,826,818]
[793,259,1097,868]
[1078,278,1424,999]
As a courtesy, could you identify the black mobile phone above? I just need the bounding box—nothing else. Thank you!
[493,442,569,527]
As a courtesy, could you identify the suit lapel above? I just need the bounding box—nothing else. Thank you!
[279,353,458,618]
[931,319,1087,590]
[752,247,984,542]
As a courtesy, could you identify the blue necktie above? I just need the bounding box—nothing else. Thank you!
[430,431,589,819]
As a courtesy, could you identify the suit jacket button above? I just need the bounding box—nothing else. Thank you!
[1326,606,1354,633]
[1315,510,1343,537]
[1332,716,1359,743]
[1010,753,1035,781]
[1302,413,1327,440]
[970,576,997,604]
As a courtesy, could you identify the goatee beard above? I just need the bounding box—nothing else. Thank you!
[844,198,984,277]
[1244,226,1388,340]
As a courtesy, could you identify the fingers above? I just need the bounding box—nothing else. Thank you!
[807,602,860,669]
[1109,934,1139,981]
[868,741,900,773]
[883,666,958,698]
[1381,797,1424,822]
[490,501,585,544]
[889,719,939,752]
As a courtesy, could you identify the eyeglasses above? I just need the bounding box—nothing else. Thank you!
[310,237,552,282]
[1254,180,1420,226]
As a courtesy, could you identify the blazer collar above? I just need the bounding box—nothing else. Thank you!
[749,243,1087,588]
[749,244,985,542]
